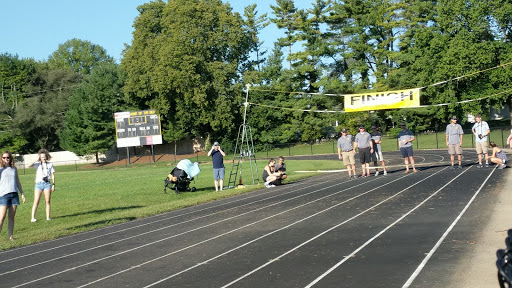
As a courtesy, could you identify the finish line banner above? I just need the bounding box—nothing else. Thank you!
[344,88,420,112]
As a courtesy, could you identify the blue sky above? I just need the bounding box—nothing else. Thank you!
[0,0,311,63]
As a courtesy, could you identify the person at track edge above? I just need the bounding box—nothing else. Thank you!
[446,115,464,169]
[371,125,387,176]
[398,122,418,173]
[471,114,490,168]
[354,125,373,177]
[337,128,357,179]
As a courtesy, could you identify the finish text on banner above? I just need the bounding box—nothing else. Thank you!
[344,88,420,112]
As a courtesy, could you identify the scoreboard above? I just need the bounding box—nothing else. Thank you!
[114,110,163,148]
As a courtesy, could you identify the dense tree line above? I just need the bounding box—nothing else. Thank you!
[1,0,512,157]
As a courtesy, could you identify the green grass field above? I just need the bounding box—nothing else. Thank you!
[1,159,343,250]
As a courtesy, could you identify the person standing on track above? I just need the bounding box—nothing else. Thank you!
[371,125,387,176]
[337,128,357,179]
[446,116,464,169]
[471,114,490,168]
[354,125,373,177]
[398,122,418,173]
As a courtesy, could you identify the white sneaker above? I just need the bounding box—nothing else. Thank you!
[375,171,380,176]
[383,171,387,176]
[269,184,276,187]
[46,218,51,221]
[31,218,37,222]
[264,182,270,188]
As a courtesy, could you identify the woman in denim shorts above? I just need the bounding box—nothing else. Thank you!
[0,151,26,241]
[31,149,55,222]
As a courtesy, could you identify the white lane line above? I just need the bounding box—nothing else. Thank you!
[81,174,400,287]
[219,168,447,288]
[401,166,496,287]
[12,175,361,287]
[142,174,415,288]
[304,166,471,288]
[0,174,330,263]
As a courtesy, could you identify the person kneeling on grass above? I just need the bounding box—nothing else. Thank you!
[262,158,283,188]
[487,142,508,169]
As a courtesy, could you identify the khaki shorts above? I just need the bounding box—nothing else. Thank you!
[342,151,356,166]
[448,143,462,155]
[475,142,488,154]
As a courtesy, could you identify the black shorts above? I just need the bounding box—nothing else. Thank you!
[359,148,372,164]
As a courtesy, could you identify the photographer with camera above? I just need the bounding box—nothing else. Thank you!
[31,149,55,222]
[471,114,490,168]
[207,142,225,192]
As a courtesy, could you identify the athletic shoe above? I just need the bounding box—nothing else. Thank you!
[269,184,276,187]
[383,171,387,176]
[485,164,490,168]
[450,166,455,169]
[476,164,483,168]
[264,182,270,188]
[31,218,37,223]
[375,171,380,176]
[458,165,462,169]
[498,164,506,169]
[46,218,51,221]
[352,175,358,179]
[361,174,367,178]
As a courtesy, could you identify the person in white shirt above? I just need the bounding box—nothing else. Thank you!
[31,149,55,222]
[471,114,490,168]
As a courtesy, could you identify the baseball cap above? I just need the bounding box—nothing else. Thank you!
[451,115,457,120]
[213,141,220,146]
[359,125,365,129]
[400,122,406,126]
[341,128,347,133]
[371,125,376,129]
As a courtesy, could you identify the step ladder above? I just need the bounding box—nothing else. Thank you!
[227,124,259,188]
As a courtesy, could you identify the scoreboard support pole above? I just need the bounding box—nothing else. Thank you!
[126,147,130,165]
[151,145,155,163]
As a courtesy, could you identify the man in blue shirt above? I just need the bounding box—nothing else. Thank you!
[207,141,226,191]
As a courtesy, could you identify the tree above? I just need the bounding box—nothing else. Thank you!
[13,65,81,151]
[60,63,127,162]
[122,0,252,143]
[0,53,36,153]
[48,39,114,75]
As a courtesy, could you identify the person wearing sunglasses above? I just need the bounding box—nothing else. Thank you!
[31,149,55,222]
[0,151,26,240]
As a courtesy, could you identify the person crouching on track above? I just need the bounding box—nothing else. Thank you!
[263,158,283,188]
[487,142,508,169]
[354,125,373,177]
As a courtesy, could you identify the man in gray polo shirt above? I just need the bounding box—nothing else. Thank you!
[337,128,357,179]
[446,115,464,169]
[398,122,418,173]
[354,125,373,177]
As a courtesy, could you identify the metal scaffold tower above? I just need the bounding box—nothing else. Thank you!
[227,84,259,188]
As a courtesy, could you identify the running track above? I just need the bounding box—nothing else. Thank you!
[0,150,505,287]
